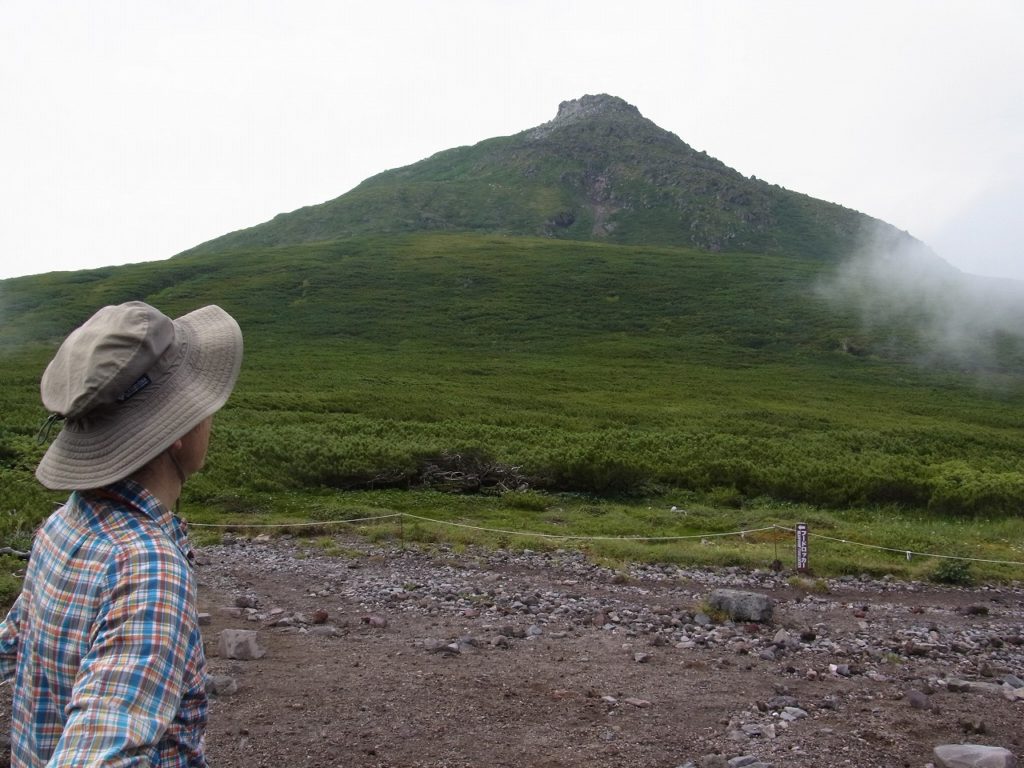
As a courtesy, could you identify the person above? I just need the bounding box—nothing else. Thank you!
[0,301,243,767]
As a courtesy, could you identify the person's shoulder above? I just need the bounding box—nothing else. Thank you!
[105,531,191,603]
[73,495,187,578]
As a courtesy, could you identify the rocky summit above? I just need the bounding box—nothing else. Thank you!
[181,94,923,261]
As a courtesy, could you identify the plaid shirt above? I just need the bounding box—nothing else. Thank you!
[0,480,207,767]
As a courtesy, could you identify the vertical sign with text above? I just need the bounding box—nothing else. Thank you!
[796,523,808,572]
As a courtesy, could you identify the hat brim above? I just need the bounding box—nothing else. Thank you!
[35,305,243,490]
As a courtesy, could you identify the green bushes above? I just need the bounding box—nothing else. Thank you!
[3,233,1024,528]
[534,437,653,496]
[931,557,974,586]
[183,408,1024,517]
[927,462,1024,516]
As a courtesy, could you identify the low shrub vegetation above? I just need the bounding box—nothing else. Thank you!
[2,233,1023,595]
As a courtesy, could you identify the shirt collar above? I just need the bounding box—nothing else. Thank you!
[74,478,193,564]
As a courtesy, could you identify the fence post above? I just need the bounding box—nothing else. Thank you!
[796,522,808,572]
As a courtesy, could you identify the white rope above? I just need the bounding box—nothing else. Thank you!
[187,511,775,542]
[188,513,403,529]
[389,513,778,542]
[771,524,1024,567]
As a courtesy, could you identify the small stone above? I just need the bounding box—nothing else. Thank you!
[1003,686,1024,702]
[634,652,652,664]
[623,698,651,708]
[960,718,987,735]
[206,674,239,697]
[820,695,839,710]
[423,638,451,653]
[197,612,212,626]
[308,625,340,637]
[740,722,775,738]
[906,689,932,710]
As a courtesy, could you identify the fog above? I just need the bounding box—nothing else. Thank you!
[818,225,1024,375]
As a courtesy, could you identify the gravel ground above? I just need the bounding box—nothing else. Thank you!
[3,533,1023,767]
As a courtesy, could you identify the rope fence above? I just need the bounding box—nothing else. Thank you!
[187,513,1024,569]
[190,513,403,529]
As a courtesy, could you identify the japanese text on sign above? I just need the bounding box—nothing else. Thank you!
[796,523,808,572]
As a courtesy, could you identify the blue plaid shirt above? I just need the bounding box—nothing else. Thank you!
[0,480,207,767]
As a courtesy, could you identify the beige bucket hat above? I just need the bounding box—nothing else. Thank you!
[35,301,243,490]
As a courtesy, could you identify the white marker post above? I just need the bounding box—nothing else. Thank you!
[796,523,808,573]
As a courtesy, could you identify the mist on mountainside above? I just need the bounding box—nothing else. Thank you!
[818,224,1024,376]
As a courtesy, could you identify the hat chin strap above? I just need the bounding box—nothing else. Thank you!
[165,449,189,518]
[167,449,188,487]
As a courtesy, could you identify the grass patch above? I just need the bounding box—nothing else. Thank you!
[157,488,1024,584]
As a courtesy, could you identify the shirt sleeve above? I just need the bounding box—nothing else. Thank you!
[0,592,22,682]
[49,540,193,767]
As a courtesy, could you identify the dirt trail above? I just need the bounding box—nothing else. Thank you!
[2,536,1022,767]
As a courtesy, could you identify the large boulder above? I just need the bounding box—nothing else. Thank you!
[707,589,774,623]
[217,628,266,660]
[934,744,1018,768]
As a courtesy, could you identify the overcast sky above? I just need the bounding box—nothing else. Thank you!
[1,1,1022,281]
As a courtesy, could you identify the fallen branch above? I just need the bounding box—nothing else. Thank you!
[0,546,29,560]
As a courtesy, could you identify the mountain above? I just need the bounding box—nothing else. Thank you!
[5,96,1022,524]
[181,94,919,261]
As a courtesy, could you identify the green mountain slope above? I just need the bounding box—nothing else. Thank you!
[181,95,919,261]
[3,234,1023,524]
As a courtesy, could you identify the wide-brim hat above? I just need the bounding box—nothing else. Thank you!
[36,301,243,490]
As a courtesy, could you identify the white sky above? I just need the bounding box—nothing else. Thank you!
[1,0,1022,280]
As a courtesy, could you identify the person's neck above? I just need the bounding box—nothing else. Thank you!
[129,454,184,512]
